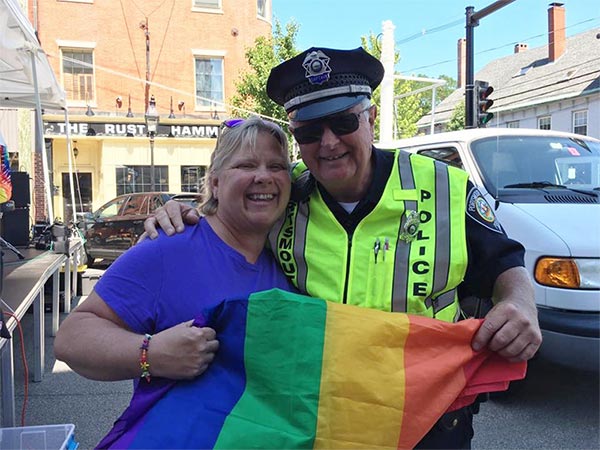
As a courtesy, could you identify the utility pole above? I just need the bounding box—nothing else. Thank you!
[379,20,395,146]
[141,18,150,111]
[465,0,515,128]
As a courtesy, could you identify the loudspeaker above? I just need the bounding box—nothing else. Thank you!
[11,172,31,208]
[1,207,30,246]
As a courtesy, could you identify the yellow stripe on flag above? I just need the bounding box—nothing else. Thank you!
[314,302,410,449]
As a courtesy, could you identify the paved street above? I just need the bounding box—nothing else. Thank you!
[2,269,599,449]
[473,357,599,449]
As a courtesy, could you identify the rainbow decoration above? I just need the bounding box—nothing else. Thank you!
[0,137,11,204]
[98,289,526,449]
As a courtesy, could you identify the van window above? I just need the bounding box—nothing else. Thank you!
[470,136,600,196]
[416,147,464,169]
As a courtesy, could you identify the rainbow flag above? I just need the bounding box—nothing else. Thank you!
[0,137,11,204]
[98,289,525,449]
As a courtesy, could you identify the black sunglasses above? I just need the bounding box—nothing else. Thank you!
[290,105,372,145]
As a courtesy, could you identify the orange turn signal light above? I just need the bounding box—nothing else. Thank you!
[535,257,580,289]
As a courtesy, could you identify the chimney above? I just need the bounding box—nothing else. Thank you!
[457,38,466,89]
[548,2,566,62]
[514,43,528,53]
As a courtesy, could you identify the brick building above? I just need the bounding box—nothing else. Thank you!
[31,0,273,222]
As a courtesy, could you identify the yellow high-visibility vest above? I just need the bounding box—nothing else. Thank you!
[270,150,469,322]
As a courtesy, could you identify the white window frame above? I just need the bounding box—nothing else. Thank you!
[572,110,588,136]
[506,121,520,128]
[58,41,97,107]
[192,0,222,13]
[538,115,551,130]
[257,0,271,22]
[192,49,226,111]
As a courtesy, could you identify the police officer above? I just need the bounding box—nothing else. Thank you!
[144,47,542,449]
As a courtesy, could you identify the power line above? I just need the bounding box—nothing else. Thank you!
[491,69,599,105]
[119,0,143,89]
[396,18,463,45]
[476,17,599,56]
[400,17,599,75]
[422,63,599,117]
[130,0,170,18]
[150,0,177,82]
[494,57,597,93]
[57,54,288,125]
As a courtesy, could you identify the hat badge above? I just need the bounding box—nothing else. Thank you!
[302,50,331,85]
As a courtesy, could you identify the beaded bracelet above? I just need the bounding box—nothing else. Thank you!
[139,333,152,383]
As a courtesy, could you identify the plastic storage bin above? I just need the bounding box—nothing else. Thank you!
[81,269,103,296]
[0,424,77,450]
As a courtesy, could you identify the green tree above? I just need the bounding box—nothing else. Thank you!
[417,74,456,115]
[230,19,299,123]
[446,101,465,131]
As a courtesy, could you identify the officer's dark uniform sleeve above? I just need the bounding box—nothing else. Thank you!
[460,181,526,299]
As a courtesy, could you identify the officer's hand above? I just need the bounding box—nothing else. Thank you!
[471,267,542,362]
[140,200,200,241]
[149,321,218,380]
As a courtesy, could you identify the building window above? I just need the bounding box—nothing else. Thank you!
[62,49,95,103]
[538,116,551,130]
[506,121,520,128]
[181,166,206,192]
[193,0,220,9]
[115,166,169,195]
[195,57,224,108]
[573,110,588,135]
[257,0,270,19]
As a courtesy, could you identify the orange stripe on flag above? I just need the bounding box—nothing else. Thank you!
[315,302,410,449]
[397,315,481,448]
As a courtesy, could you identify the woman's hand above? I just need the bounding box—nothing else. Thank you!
[150,321,219,380]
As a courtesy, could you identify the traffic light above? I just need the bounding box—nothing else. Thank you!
[474,80,494,127]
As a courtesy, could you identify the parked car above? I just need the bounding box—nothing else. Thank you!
[384,128,600,371]
[79,192,175,265]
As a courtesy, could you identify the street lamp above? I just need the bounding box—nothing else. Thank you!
[145,95,159,191]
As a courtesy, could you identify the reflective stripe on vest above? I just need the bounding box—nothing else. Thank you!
[269,151,468,321]
[394,151,468,320]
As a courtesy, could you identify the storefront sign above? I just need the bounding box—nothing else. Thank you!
[44,120,220,138]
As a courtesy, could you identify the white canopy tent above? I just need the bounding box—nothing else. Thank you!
[0,0,76,223]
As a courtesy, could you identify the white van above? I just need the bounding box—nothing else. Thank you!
[386,128,600,371]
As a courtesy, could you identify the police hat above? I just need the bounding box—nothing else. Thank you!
[266,47,384,121]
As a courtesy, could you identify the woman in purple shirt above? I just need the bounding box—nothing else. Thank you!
[55,117,295,382]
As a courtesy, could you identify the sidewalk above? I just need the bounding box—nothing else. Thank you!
[3,290,133,449]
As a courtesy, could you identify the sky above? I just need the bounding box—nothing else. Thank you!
[271,0,600,80]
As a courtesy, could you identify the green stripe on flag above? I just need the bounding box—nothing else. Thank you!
[214,289,327,449]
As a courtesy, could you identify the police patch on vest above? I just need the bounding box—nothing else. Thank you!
[466,187,502,233]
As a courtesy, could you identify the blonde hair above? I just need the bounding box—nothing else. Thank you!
[198,117,290,216]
